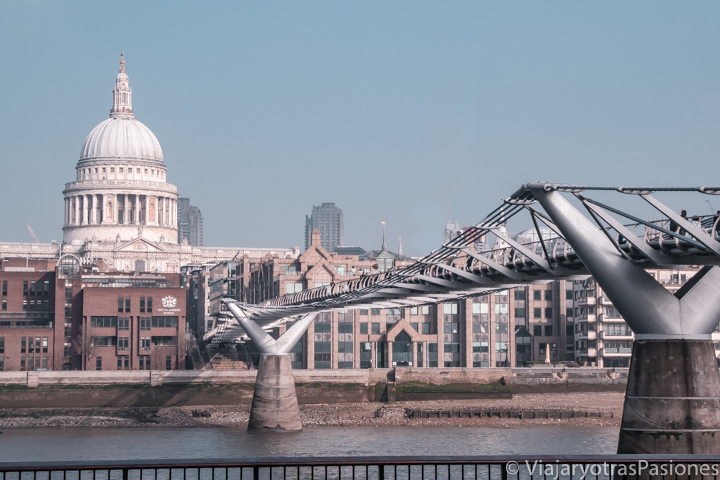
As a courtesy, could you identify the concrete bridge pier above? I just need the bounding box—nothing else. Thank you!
[528,184,720,453]
[225,302,317,432]
[248,354,302,431]
[619,338,720,454]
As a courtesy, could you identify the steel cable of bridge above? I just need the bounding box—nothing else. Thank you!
[210,183,720,341]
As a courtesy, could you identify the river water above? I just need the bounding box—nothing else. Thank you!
[0,426,618,462]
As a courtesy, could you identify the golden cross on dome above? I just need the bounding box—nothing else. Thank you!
[120,50,125,72]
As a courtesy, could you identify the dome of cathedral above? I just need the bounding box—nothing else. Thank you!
[80,117,163,163]
[78,51,163,165]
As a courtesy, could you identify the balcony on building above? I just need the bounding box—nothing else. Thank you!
[576,330,597,341]
[577,348,598,357]
[600,330,634,340]
[601,347,632,356]
[576,313,596,323]
[598,295,614,306]
[576,296,596,307]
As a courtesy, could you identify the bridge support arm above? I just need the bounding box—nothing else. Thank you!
[528,185,720,454]
[225,302,314,432]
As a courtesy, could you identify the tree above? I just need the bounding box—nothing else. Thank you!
[72,325,95,370]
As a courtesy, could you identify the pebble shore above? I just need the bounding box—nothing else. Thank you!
[0,393,623,429]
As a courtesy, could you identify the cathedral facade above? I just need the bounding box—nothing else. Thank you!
[0,54,299,271]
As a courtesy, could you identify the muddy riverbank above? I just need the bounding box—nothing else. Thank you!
[0,392,623,429]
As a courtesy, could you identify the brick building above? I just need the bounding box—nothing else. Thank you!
[0,256,187,371]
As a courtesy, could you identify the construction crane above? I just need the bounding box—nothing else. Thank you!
[25,225,39,243]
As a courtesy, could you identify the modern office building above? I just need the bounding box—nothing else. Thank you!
[305,203,343,253]
[572,267,703,368]
[177,198,203,246]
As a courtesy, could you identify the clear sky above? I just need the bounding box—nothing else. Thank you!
[1,1,719,256]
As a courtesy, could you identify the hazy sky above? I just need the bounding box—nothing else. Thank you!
[1,2,719,256]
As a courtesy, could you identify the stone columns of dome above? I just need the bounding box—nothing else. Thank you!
[99,194,104,224]
[91,195,97,225]
[134,195,140,226]
[160,197,165,226]
[124,195,129,225]
[73,197,78,225]
[81,195,88,225]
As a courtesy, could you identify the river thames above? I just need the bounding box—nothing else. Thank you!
[0,425,618,461]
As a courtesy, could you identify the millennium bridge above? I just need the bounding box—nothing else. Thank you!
[204,182,720,455]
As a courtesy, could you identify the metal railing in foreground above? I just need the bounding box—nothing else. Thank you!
[3,456,720,480]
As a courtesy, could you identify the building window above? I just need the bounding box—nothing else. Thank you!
[314,313,331,369]
[0,337,4,354]
[21,337,26,354]
[118,317,130,331]
[286,283,303,294]
[0,357,4,371]
[91,316,118,328]
[140,337,151,350]
[1,300,5,311]
[125,297,131,313]
[23,281,28,296]
[117,337,129,351]
[428,342,438,367]
[1,280,6,296]
[534,308,541,318]
[119,296,126,313]
[29,281,36,295]
[42,337,48,354]
[117,356,129,370]
[147,297,153,313]
[360,323,368,334]
[533,325,542,336]
[360,342,372,369]
[359,309,368,316]
[151,316,178,328]
[545,307,553,318]
[443,303,458,314]
[545,325,553,336]
[371,323,380,334]
[139,356,150,370]
[545,290,553,301]
[165,356,172,370]
[140,317,151,331]
[140,297,146,313]
[96,357,102,370]
[533,290,541,301]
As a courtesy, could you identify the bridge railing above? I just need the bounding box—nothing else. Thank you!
[3,456,720,480]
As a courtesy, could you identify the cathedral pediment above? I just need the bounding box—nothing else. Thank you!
[114,237,166,253]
